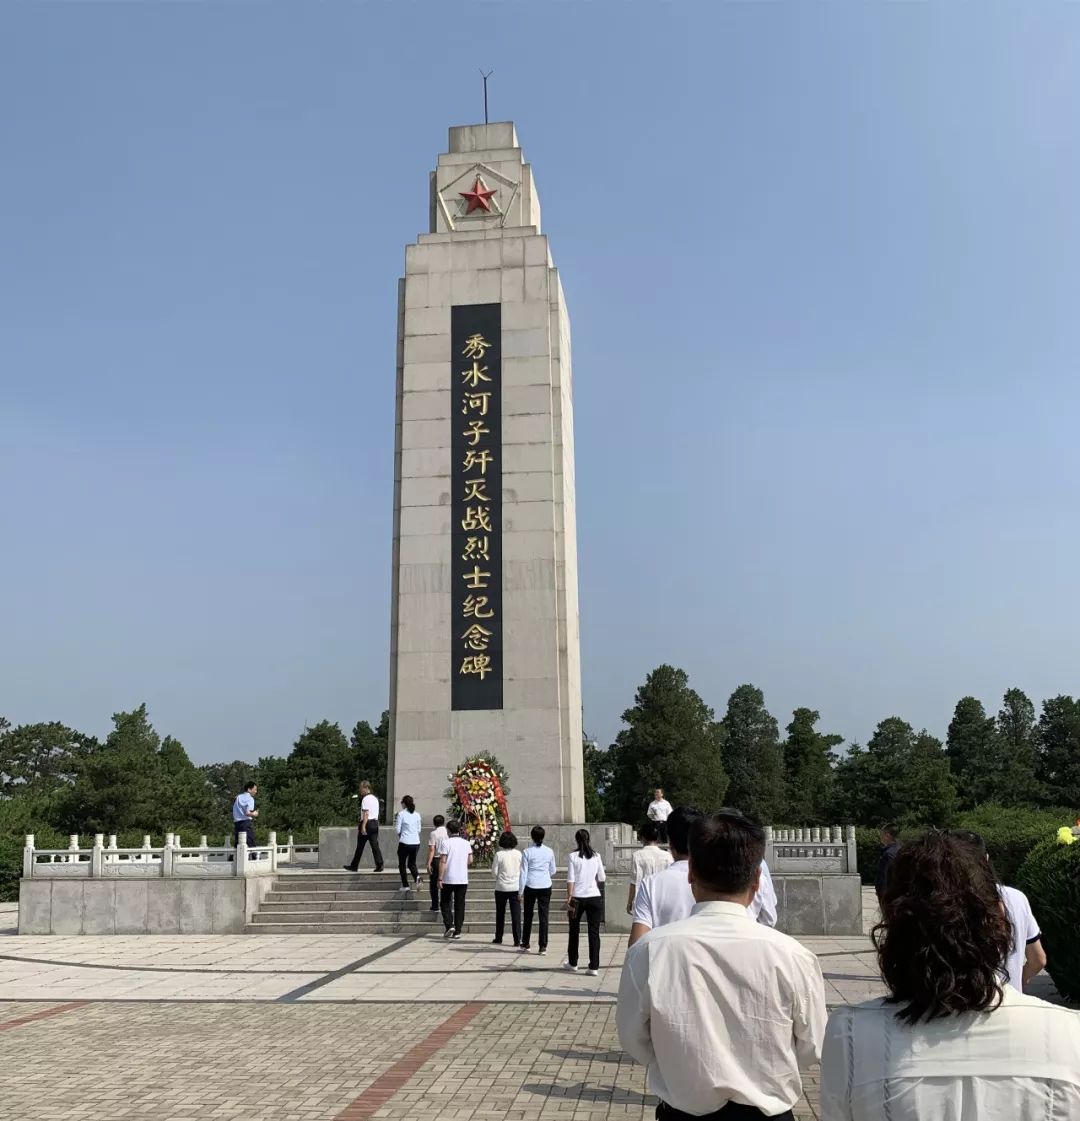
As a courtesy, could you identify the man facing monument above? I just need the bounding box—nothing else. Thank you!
[387,123,585,823]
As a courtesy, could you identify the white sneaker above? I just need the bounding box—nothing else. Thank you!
[586,968,599,977]
[562,960,578,972]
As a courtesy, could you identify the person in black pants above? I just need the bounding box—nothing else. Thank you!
[438,819,473,939]
[426,815,447,912]
[518,824,557,955]
[343,781,384,872]
[491,830,523,945]
[564,828,606,976]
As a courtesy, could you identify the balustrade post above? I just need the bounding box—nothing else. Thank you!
[141,835,152,864]
[161,836,174,878]
[235,832,248,877]
[107,835,118,864]
[91,834,104,877]
[287,834,295,864]
[845,824,857,875]
[66,834,79,865]
[268,831,278,872]
[23,834,35,879]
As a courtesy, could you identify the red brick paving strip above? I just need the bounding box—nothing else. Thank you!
[0,1001,89,1033]
[334,1000,486,1120]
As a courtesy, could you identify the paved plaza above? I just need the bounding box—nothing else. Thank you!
[0,889,1063,1121]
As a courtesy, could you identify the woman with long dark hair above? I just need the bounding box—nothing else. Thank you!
[564,828,605,977]
[394,795,422,893]
[821,832,1080,1120]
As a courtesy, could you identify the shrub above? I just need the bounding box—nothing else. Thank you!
[1017,835,1080,1002]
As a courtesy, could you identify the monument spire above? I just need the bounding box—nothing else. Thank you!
[388,123,584,825]
[479,69,493,125]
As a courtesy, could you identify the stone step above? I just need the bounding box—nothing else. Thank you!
[260,900,513,914]
[244,921,573,936]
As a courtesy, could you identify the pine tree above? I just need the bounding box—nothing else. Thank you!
[782,708,841,824]
[995,688,1042,805]
[946,697,999,808]
[351,712,389,798]
[608,665,728,824]
[1037,696,1080,807]
[721,685,785,823]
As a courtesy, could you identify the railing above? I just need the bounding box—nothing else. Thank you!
[765,825,857,874]
[22,833,320,880]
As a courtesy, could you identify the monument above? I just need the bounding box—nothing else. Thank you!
[387,123,585,825]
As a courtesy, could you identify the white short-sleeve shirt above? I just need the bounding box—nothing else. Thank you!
[360,793,379,824]
[439,836,473,885]
[633,845,673,886]
[1000,884,1041,991]
[647,798,673,822]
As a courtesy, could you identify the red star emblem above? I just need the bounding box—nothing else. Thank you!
[459,176,497,214]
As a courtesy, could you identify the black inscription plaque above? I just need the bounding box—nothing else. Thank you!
[450,303,503,710]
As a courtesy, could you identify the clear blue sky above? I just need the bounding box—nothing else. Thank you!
[3,3,1079,765]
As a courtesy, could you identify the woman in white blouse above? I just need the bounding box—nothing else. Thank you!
[393,795,423,893]
[564,828,606,977]
[821,832,1080,1121]
[490,831,523,946]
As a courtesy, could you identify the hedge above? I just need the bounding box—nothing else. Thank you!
[1017,836,1080,1002]
[852,805,1076,886]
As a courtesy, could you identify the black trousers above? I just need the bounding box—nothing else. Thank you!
[233,820,255,848]
[657,1103,793,1120]
[567,895,602,970]
[428,863,441,910]
[346,821,383,871]
[440,883,467,933]
[521,886,551,950]
[398,842,420,887]
[656,821,668,844]
[494,891,521,944]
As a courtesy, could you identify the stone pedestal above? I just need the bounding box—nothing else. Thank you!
[388,122,584,824]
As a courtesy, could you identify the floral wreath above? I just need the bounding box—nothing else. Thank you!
[445,753,511,863]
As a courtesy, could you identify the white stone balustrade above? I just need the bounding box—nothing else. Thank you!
[764,824,857,874]
[22,832,320,880]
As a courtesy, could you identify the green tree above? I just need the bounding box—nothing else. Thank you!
[995,688,1042,805]
[583,735,615,821]
[608,665,728,824]
[0,721,93,799]
[65,705,163,833]
[200,760,259,821]
[260,721,355,833]
[351,712,389,798]
[946,697,1000,808]
[1036,696,1080,807]
[156,735,217,833]
[721,685,785,823]
[834,717,957,827]
[782,708,841,824]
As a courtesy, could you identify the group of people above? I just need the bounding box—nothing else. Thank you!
[341,785,608,972]
[617,804,1080,1120]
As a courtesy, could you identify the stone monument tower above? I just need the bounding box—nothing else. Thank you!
[387,123,585,824]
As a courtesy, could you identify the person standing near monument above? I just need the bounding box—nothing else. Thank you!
[647,788,674,843]
[437,819,473,939]
[394,795,423,893]
[518,825,557,955]
[426,814,448,912]
[564,829,606,976]
[343,780,384,873]
[627,821,673,915]
[231,781,258,849]
[490,831,523,946]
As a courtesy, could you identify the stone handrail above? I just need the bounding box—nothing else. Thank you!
[765,824,857,874]
[22,832,320,880]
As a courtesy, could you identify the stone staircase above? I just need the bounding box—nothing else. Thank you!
[246,869,577,936]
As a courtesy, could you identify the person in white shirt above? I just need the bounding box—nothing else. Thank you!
[393,794,423,893]
[822,831,1080,1121]
[618,809,826,1120]
[564,828,606,976]
[518,825,557,955]
[646,787,674,843]
[627,820,673,915]
[950,829,1047,991]
[631,806,780,945]
[425,815,448,912]
[490,831,523,946]
[344,780,384,873]
[436,819,473,939]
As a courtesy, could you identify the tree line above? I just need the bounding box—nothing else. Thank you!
[584,665,1080,827]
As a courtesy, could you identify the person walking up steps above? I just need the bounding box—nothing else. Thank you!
[491,831,523,945]
[343,780,384,873]
[437,819,473,939]
[426,814,448,912]
[564,828,606,977]
[394,795,422,893]
[518,824,557,955]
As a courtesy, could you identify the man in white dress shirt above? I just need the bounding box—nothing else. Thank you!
[618,810,827,1120]
[630,806,778,945]
[646,787,674,843]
